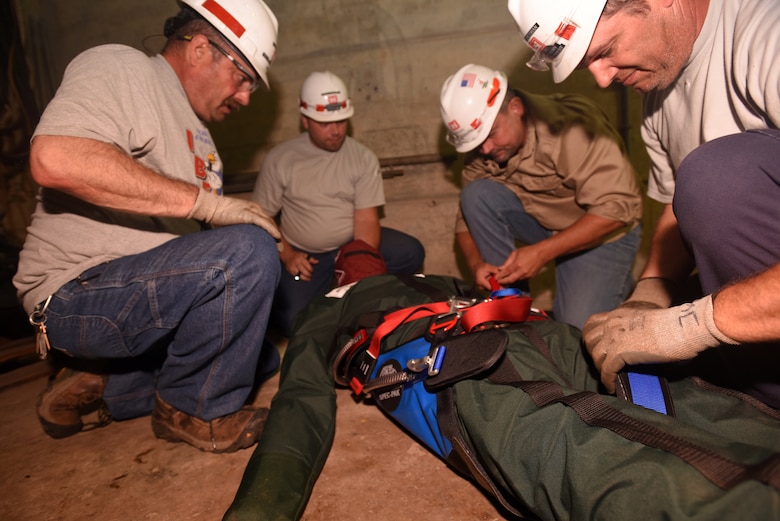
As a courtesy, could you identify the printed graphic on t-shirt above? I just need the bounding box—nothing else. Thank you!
[187,128,223,194]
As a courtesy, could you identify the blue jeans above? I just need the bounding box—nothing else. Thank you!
[460,178,640,329]
[43,225,280,421]
[271,227,425,335]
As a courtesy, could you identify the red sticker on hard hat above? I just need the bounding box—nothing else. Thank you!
[486,77,501,107]
[448,120,461,131]
[203,0,246,38]
[470,118,482,130]
[555,22,576,40]
[528,36,545,52]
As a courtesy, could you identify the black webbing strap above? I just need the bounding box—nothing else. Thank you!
[508,323,572,388]
[488,352,780,492]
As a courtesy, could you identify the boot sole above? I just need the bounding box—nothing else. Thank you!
[151,409,268,453]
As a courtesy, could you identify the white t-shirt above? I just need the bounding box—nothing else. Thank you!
[252,132,385,253]
[643,0,780,204]
[15,44,220,312]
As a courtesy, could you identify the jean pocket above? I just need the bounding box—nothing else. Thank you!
[47,312,131,359]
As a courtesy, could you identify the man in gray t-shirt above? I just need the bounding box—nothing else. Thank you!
[252,71,425,336]
[509,0,780,409]
[16,0,283,453]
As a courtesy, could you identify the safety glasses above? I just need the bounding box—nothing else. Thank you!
[180,35,259,93]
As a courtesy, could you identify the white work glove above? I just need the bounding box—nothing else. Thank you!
[583,295,738,393]
[188,189,282,251]
[620,277,675,310]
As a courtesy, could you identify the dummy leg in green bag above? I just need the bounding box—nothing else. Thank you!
[224,274,468,520]
[223,297,341,521]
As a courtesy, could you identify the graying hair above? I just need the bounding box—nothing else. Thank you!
[603,0,650,18]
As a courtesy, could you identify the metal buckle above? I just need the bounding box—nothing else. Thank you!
[407,345,447,377]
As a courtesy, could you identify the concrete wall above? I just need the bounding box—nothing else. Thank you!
[15,0,657,306]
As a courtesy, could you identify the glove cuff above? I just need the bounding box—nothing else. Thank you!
[625,277,676,309]
[187,188,217,222]
[700,295,739,346]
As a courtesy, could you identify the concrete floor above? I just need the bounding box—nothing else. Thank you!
[0,336,507,521]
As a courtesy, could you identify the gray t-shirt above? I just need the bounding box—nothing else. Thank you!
[14,44,220,312]
[643,0,780,203]
[252,133,385,253]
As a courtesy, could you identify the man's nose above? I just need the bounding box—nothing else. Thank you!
[587,61,617,88]
[234,90,251,106]
[480,139,494,156]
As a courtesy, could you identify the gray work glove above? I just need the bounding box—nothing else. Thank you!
[188,189,282,251]
[583,295,738,393]
[620,277,676,310]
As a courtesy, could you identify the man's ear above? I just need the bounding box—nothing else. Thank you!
[300,115,310,131]
[507,96,525,119]
[186,34,212,68]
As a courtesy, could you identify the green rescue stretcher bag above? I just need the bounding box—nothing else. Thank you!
[224,274,780,521]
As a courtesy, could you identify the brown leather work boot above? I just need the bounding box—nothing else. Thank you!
[151,394,269,453]
[37,368,111,438]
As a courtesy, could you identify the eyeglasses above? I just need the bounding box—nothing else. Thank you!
[181,35,259,93]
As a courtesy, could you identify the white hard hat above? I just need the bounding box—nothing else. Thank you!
[299,71,354,122]
[507,0,606,83]
[440,64,507,153]
[179,0,278,89]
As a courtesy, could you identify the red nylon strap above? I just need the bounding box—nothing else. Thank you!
[366,302,451,358]
[367,295,538,358]
[460,296,535,332]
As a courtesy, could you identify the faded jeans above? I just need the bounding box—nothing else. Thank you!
[43,225,280,421]
[460,178,640,329]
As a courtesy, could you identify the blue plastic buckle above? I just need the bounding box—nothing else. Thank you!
[626,372,669,415]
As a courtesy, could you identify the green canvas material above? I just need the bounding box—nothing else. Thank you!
[224,274,780,521]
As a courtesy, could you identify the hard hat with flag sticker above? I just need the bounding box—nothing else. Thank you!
[176,0,278,90]
[440,64,507,153]
[507,0,606,83]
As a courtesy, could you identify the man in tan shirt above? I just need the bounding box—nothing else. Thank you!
[441,64,642,329]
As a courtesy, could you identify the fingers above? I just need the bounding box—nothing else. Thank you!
[582,312,609,363]
[582,310,619,393]
[242,206,281,242]
[601,367,618,394]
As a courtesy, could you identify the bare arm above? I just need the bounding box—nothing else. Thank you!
[497,213,625,284]
[353,207,381,249]
[31,135,197,218]
[456,230,499,290]
[638,204,695,282]
[714,262,780,342]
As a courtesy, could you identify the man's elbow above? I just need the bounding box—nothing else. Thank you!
[29,136,66,188]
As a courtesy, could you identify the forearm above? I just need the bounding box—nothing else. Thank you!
[31,135,197,218]
[713,263,780,343]
[531,213,626,263]
[639,204,695,282]
[456,231,484,272]
[353,207,380,248]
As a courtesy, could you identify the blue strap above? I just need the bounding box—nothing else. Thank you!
[626,372,669,415]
